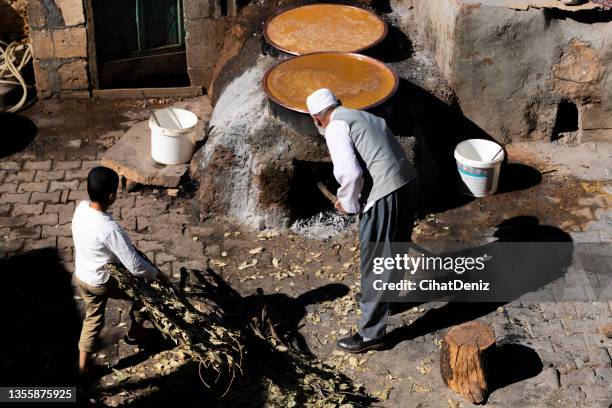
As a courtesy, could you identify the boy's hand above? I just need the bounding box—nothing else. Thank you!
[334,200,347,214]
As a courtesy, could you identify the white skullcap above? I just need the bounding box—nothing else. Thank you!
[306,88,338,115]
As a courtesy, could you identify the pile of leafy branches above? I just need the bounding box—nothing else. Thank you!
[106,264,374,407]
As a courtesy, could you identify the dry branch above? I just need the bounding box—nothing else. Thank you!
[105,264,243,395]
[104,264,373,406]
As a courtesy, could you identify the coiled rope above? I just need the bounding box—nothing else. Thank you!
[0,40,32,113]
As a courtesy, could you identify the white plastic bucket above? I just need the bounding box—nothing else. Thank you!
[454,139,505,197]
[149,107,199,165]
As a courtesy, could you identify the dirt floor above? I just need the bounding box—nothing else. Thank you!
[1,97,611,407]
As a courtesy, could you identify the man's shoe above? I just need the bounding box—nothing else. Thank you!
[337,333,385,353]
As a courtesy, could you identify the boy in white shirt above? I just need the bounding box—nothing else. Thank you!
[72,166,169,375]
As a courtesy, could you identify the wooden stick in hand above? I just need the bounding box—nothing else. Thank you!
[317,182,337,204]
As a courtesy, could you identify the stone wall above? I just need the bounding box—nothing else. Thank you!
[183,0,235,88]
[405,0,612,143]
[26,0,243,97]
[28,0,89,98]
[0,0,29,41]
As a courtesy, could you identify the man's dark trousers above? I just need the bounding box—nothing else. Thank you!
[358,181,416,339]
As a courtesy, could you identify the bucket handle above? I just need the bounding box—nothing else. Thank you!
[489,146,504,161]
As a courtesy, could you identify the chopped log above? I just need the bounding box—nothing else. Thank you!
[440,321,496,404]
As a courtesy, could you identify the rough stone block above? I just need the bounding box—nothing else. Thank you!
[187,67,209,89]
[0,204,11,216]
[45,202,75,224]
[58,59,88,90]
[185,18,228,87]
[42,223,72,237]
[1,192,31,203]
[183,0,213,19]
[121,200,168,219]
[59,189,70,203]
[114,196,135,209]
[121,216,137,231]
[57,236,73,249]
[63,168,88,180]
[58,247,73,262]
[0,215,27,227]
[13,202,44,216]
[582,103,612,130]
[17,181,49,193]
[35,169,66,181]
[27,0,48,29]
[54,27,88,58]
[23,237,57,250]
[27,213,59,226]
[68,190,88,201]
[0,238,24,252]
[55,0,85,26]
[552,39,602,101]
[0,182,17,193]
[81,160,101,171]
[5,170,35,182]
[31,191,61,203]
[54,160,82,170]
[32,59,53,98]
[30,30,54,59]
[49,180,79,192]
[580,129,611,143]
[101,121,188,188]
[10,225,42,240]
[136,240,164,252]
[23,160,52,171]
[0,162,21,171]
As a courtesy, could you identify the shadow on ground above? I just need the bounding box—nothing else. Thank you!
[0,249,81,386]
[93,272,372,407]
[385,215,573,347]
[0,113,37,158]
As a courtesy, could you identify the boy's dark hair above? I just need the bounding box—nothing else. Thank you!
[87,166,119,204]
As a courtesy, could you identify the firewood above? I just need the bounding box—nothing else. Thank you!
[104,264,374,405]
[105,263,243,395]
[440,321,496,404]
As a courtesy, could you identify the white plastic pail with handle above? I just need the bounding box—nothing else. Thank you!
[149,108,198,165]
[454,139,504,197]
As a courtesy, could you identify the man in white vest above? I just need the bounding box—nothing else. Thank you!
[307,88,417,353]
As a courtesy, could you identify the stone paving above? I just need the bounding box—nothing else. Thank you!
[1,99,611,407]
[0,156,203,276]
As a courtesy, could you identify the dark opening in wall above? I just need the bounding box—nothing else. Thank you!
[552,101,579,141]
[92,0,189,89]
[220,0,228,16]
[288,160,337,221]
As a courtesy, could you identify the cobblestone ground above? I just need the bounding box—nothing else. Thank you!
[1,99,610,407]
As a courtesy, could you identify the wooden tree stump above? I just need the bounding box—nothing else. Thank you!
[440,321,496,404]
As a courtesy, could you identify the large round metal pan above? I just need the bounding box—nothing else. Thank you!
[263,52,399,114]
[264,4,388,56]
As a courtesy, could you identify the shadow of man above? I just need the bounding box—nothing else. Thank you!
[383,216,574,348]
